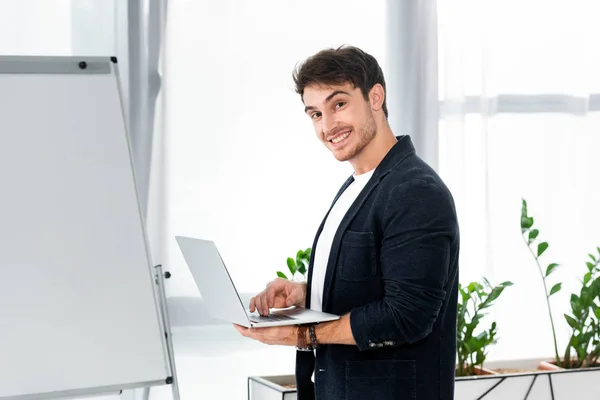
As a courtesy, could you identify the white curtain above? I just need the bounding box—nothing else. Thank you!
[437,0,600,361]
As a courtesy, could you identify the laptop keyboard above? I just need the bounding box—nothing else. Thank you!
[248,313,295,323]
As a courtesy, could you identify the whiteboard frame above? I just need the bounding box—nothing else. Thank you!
[0,56,175,400]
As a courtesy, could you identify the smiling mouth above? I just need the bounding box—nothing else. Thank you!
[329,130,351,144]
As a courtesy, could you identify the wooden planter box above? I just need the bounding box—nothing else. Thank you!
[248,358,600,399]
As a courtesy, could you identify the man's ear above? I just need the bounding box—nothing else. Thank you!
[369,84,385,113]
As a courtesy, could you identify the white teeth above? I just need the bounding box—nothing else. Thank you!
[331,131,350,143]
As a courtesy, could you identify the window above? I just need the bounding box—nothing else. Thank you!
[437,0,600,361]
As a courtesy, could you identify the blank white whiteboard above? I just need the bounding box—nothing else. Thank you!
[0,57,171,400]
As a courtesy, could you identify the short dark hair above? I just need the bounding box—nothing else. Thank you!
[292,45,388,118]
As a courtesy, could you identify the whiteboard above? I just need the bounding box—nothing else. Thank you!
[0,57,171,400]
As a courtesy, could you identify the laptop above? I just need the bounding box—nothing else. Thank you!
[175,236,340,328]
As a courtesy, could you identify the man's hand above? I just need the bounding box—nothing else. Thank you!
[250,278,306,316]
[233,324,298,346]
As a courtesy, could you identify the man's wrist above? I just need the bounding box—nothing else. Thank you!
[314,313,355,345]
[296,325,312,351]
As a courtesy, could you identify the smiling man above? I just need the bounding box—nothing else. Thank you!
[234,45,460,400]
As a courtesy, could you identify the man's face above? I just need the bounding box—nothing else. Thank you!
[302,83,377,162]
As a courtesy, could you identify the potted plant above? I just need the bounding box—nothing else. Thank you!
[522,198,600,370]
[276,248,311,282]
[557,248,600,369]
[455,200,600,399]
[456,278,513,377]
[520,198,563,367]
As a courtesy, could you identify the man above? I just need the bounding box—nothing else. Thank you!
[234,45,459,400]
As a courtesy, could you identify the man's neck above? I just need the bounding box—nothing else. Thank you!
[350,128,397,175]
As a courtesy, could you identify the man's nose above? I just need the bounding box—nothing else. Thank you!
[322,114,338,137]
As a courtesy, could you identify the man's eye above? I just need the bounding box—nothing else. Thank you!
[311,112,322,119]
[335,102,345,109]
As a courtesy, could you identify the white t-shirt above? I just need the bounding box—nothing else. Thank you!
[309,169,375,312]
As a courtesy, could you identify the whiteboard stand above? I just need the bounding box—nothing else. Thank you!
[0,56,179,400]
[152,265,181,400]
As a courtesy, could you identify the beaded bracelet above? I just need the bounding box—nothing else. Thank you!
[308,324,320,350]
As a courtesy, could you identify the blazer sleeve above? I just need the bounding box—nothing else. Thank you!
[349,179,457,351]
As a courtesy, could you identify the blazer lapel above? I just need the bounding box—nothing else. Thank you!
[321,175,381,312]
[306,135,417,311]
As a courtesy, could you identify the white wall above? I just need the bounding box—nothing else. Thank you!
[163,0,389,297]
[159,1,389,398]
[0,0,72,55]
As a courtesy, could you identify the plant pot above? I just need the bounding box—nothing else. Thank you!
[538,358,600,370]
[473,365,498,375]
[538,360,563,371]
[456,365,498,377]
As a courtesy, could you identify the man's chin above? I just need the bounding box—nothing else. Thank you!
[331,149,354,162]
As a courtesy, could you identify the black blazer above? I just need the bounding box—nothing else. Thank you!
[296,135,459,400]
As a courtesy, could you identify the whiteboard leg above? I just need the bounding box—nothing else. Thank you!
[155,265,181,400]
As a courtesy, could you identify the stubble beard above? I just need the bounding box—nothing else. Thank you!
[335,110,377,162]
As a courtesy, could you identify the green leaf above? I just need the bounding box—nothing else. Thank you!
[549,283,562,296]
[521,200,534,231]
[565,314,578,329]
[537,242,549,257]
[584,272,592,285]
[581,289,592,307]
[521,199,528,218]
[297,262,307,275]
[587,262,595,272]
[276,271,288,279]
[529,229,539,241]
[590,253,598,262]
[570,335,578,347]
[475,350,486,365]
[287,257,297,275]
[570,293,579,304]
[460,287,470,303]
[545,263,560,277]
[521,216,534,231]
[484,283,511,305]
